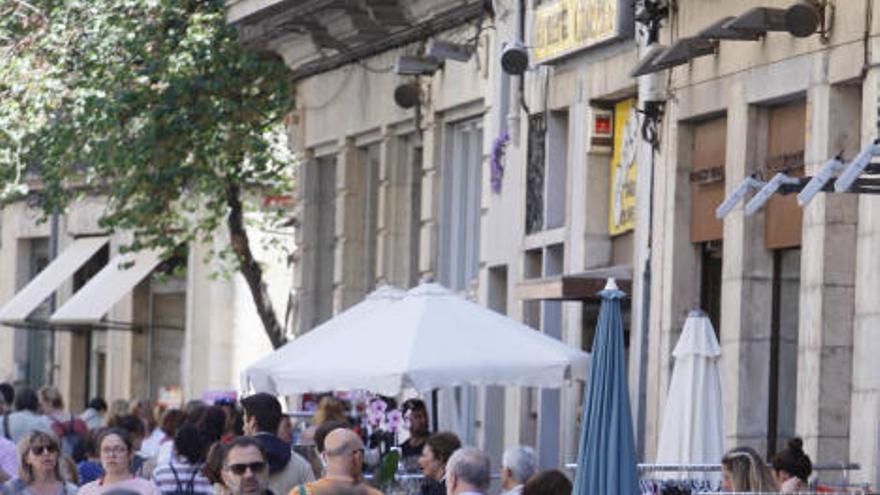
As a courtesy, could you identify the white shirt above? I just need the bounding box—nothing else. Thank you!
[0,437,17,479]
[139,428,167,459]
[501,486,523,495]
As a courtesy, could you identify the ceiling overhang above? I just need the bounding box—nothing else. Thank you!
[226,0,487,82]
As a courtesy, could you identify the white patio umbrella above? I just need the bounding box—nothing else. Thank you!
[655,310,724,482]
[242,282,589,396]
[243,284,405,393]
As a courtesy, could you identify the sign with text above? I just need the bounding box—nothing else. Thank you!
[533,0,631,63]
[609,98,638,235]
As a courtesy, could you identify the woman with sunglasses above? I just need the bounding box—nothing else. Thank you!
[78,428,160,495]
[0,430,77,495]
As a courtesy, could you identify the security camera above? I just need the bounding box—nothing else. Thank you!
[834,141,880,192]
[715,176,765,219]
[796,156,843,206]
[428,40,473,62]
[501,41,529,75]
[395,55,442,75]
[744,172,801,215]
[785,1,823,38]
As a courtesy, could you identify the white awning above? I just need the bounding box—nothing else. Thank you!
[0,236,109,325]
[49,248,164,325]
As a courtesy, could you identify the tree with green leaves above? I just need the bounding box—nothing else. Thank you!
[0,0,296,348]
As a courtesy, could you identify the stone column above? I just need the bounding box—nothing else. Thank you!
[333,139,368,312]
[644,101,702,460]
[850,65,880,486]
[796,70,859,465]
[719,81,774,453]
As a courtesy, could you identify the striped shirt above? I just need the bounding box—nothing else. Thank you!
[151,456,213,495]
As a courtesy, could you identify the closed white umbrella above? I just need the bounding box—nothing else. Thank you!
[243,282,589,396]
[243,284,405,393]
[655,310,724,482]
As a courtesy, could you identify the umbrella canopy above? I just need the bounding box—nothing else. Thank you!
[574,280,639,495]
[243,282,589,396]
[655,310,724,482]
[243,285,406,393]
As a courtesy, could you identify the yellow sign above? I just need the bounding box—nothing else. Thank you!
[609,99,638,235]
[534,0,619,63]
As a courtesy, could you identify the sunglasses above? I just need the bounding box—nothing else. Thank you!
[30,444,58,456]
[226,462,267,475]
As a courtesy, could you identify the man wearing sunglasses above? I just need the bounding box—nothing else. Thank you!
[221,437,273,495]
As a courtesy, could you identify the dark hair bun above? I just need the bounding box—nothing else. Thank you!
[788,437,804,453]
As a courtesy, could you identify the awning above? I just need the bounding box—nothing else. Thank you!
[0,236,109,325]
[50,248,164,325]
[516,265,633,301]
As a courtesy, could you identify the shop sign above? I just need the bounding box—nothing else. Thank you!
[533,0,631,63]
[609,98,638,235]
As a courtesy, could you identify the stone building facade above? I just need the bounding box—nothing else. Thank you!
[229,0,880,485]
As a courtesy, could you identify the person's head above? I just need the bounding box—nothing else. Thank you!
[17,430,62,483]
[501,446,537,490]
[240,393,282,436]
[521,470,572,495]
[109,399,130,420]
[772,437,812,484]
[88,397,108,414]
[722,446,779,492]
[159,408,187,438]
[175,424,206,464]
[97,428,134,476]
[84,428,104,460]
[196,406,227,446]
[276,415,293,445]
[129,399,157,431]
[114,414,146,450]
[313,396,348,427]
[37,386,64,413]
[315,420,348,454]
[322,428,365,479]
[445,447,490,495]
[419,432,461,481]
[402,399,429,437]
[13,386,39,413]
[0,383,14,413]
[203,441,226,486]
[220,437,270,495]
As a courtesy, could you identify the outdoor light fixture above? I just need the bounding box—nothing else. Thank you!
[652,37,717,68]
[716,175,766,219]
[501,41,529,75]
[697,16,762,41]
[744,172,802,215]
[725,3,824,39]
[630,45,669,77]
[395,55,442,75]
[797,156,843,205]
[834,141,880,192]
[427,40,473,62]
[393,83,421,109]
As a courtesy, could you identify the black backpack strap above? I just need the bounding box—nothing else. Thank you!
[2,413,9,440]
[187,464,201,494]
[169,462,185,493]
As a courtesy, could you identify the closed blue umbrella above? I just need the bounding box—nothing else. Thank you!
[573,279,639,495]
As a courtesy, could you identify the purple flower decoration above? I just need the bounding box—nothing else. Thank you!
[370,399,388,415]
[386,409,403,433]
[490,131,510,194]
[368,409,384,427]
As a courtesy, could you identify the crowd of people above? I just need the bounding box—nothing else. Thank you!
[0,386,573,495]
[0,381,822,495]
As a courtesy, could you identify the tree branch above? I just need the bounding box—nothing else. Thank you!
[224,178,286,349]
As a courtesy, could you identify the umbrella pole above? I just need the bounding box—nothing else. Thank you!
[431,389,439,432]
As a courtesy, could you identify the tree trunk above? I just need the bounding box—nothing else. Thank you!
[224,178,287,349]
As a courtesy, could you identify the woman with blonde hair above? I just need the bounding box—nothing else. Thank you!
[721,446,779,492]
[0,431,77,495]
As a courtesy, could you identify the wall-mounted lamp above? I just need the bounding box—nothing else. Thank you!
[427,40,473,62]
[797,156,843,205]
[393,82,421,109]
[501,41,529,75]
[652,37,717,68]
[697,16,762,41]
[395,55,442,75]
[725,2,824,39]
[744,172,802,215]
[716,175,766,219]
[834,141,880,192]
[630,45,669,77]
